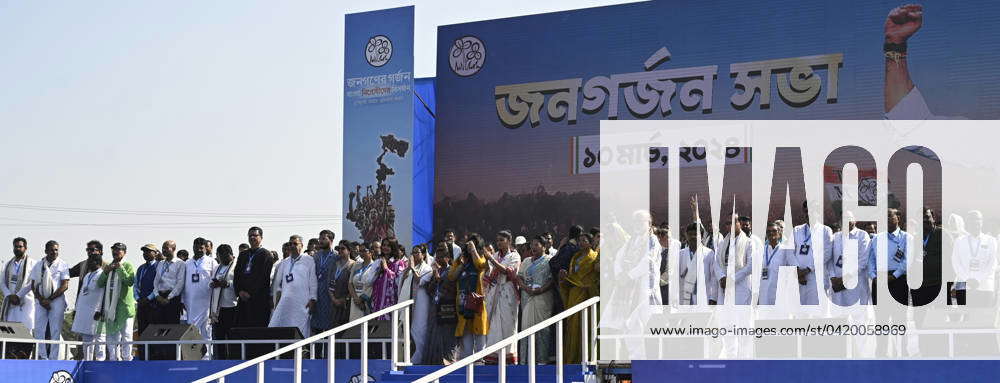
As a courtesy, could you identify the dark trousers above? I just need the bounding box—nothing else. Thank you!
[947,282,967,306]
[212,307,238,359]
[135,299,156,360]
[154,295,182,324]
[136,299,157,335]
[871,273,911,306]
[309,327,349,359]
[235,297,271,327]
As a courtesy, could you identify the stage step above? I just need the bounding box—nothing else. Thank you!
[380,364,591,383]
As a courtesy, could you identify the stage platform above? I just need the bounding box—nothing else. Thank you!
[633,360,1000,382]
[0,359,390,383]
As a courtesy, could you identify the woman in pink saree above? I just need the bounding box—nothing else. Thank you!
[371,238,408,320]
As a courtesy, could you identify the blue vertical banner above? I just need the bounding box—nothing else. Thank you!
[343,6,414,246]
[412,78,436,245]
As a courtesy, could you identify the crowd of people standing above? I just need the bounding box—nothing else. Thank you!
[5,200,982,363]
[0,225,603,365]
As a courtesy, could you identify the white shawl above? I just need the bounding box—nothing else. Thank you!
[718,232,749,270]
[38,260,55,298]
[100,265,121,322]
[210,263,235,323]
[1,257,28,321]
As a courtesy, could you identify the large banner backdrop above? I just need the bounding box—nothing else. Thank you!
[344,6,414,245]
[434,0,1000,236]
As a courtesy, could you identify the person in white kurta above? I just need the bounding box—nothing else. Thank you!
[793,221,833,306]
[713,230,753,306]
[714,221,755,359]
[827,220,872,307]
[398,246,432,363]
[72,264,106,361]
[181,246,218,351]
[826,219,875,358]
[676,223,710,306]
[1,240,36,333]
[209,246,239,360]
[269,250,317,338]
[29,242,71,360]
[270,245,291,309]
[952,211,998,306]
[703,248,720,305]
[678,237,713,306]
[759,223,798,306]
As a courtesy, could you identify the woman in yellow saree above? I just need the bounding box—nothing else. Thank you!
[448,233,489,359]
[560,233,598,364]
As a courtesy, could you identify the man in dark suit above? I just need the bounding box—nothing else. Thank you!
[912,207,943,308]
[233,226,273,327]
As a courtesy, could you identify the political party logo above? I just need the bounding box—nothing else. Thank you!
[365,35,392,67]
[449,35,485,77]
[348,373,376,383]
[858,177,877,205]
[49,370,74,383]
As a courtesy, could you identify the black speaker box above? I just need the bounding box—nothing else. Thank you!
[140,324,204,360]
[229,327,303,359]
[0,321,34,359]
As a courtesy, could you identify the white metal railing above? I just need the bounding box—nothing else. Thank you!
[413,296,600,383]
[1,337,401,361]
[192,299,413,383]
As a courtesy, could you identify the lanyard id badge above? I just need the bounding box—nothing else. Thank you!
[192,273,200,283]
[245,252,256,274]
[82,272,96,295]
[285,273,295,283]
[763,245,779,280]
[799,227,812,255]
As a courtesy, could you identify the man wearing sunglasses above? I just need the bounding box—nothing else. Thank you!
[69,240,105,302]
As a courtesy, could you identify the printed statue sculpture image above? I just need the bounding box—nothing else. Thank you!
[347,134,409,242]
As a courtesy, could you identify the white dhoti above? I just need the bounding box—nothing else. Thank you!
[33,297,66,360]
[269,255,317,339]
[716,305,753,358]
[1,297,34,333]
[106,317,133,361]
